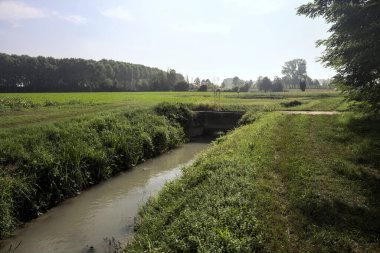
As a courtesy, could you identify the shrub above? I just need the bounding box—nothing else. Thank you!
[239,111,262,125]
[281,100,302,107]
[198,84,208,92]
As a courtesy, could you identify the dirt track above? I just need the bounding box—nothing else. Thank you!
[282,111,341,115]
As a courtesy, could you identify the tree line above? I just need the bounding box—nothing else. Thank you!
[0,53,188,92]
[258,59,330,92]
[222,59,332,93]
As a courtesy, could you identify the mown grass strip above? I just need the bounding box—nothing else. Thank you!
[126,112,380,252]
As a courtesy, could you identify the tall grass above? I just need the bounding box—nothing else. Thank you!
[126,113,380,252]
[0,109,185,238]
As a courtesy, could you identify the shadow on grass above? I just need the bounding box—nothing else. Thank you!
[302,114,380,242]
[301,195,380,240]
[346,116,380,167]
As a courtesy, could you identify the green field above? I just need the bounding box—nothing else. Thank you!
[0,90,341,105]
[0,90,346,129]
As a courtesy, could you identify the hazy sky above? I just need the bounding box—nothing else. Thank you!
[0,0,335,82]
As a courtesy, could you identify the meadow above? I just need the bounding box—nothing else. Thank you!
[0,90,346,129]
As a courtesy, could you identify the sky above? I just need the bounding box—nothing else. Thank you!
[0,0,335,83]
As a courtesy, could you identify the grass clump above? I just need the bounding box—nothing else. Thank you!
[0,109,185,238]
[238,110,263,125]
[126,112,380,252]
[281,100,302,107]
[154,103,194,131]
[0,97,36,111]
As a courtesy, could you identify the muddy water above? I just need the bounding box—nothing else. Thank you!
[0,140,210,253]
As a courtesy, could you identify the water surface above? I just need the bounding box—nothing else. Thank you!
[0,141,210,253]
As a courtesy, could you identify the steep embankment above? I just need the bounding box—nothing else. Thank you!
[127,113,380,252]
[0,108,186,238]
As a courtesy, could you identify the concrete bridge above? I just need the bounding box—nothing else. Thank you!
[188,111,245,138]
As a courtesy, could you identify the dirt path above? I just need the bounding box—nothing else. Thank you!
[281,111,341,115]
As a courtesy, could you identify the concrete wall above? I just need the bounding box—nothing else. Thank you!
[188,111,244,138]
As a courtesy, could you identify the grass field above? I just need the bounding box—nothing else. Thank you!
[0,90,346,129]
[0,90,341,104]
[3,89,375,251]
[126,112,380,252]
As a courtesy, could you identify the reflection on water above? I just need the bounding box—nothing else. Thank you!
[0,141,210,253]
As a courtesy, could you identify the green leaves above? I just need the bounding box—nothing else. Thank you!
[298,0,380,113]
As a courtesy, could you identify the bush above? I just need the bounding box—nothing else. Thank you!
[198,84,208,92]
[281,100,302,107]
[239,111,262,125]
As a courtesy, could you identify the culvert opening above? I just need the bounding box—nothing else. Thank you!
[188,111,244,139]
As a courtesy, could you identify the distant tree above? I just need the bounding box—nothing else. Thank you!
[272,77,284,92]
[312,79,320,87]
[240,80,253,92]
[232,76,240,86]
[167,69,177,89]
[300,80,306,92]
[150,72,168,91]
[198,84,208,92]
[231,86,239,92]
[257,77,273,92]
[298,0,380,113]
[176,73,185,83]
[194,77,201,87]
[174,81,190,91]
[201,79,212,86]
[0,53,185,92]
[281,59,307,88]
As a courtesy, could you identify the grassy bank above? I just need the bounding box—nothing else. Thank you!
[0,109,186,238]
[126,112,380,252]
[0,91,351,243]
